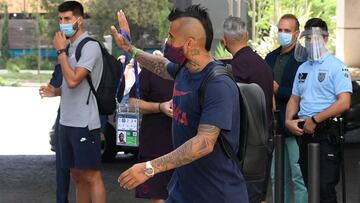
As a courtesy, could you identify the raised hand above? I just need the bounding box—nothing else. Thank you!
[111,10,133,52]
[53,32,68,50]
[117,10,130,36]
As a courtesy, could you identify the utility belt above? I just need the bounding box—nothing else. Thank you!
[300,117,342,145]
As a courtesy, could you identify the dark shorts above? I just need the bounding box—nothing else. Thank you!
[58,124,101,169]
[135,158,173,200]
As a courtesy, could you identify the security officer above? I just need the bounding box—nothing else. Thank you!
[285,18,352,203]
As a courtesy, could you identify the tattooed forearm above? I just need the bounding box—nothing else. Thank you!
[151,124,220,174]
[128,46,173,80]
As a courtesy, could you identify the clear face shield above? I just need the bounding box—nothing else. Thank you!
[294,27,329,62]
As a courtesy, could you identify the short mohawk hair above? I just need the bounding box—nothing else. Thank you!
[168,4,213,51]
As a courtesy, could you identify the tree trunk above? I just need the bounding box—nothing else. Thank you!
[274,0,277,24]
[37,37,41,75]
[251,0,256,41]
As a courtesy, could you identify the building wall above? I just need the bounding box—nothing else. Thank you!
[2,0,89,14]
[174,0,247,51]
[336,0,360,68]
[8,20,37,49]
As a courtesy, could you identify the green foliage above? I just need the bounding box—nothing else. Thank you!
[4,55,54,71]
[0,77,5,85]
[6,59,21,73]
[122,0,171,40]
[0,57,6,69]
[248,0,336,57]
[0,72,52,87]
[38,0,172,56]
[87,0,124,38]
[1,3,10,62]
[31,0,50,73]
[36,15,48,36]
[214,42,232,59]
[250,25,279,58]
[6,63,20,73]
[87,0,171,48]
[5,57,27,73]
[40,0,65,38]
[40,60,55,70]
[23,55,38,69]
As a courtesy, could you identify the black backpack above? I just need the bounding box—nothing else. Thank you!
[74,37,125,115]
[199,64,270,182]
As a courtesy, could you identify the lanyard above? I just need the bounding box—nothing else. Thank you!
[115,29,141,103]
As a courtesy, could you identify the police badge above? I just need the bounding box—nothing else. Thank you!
[318,72,326,82]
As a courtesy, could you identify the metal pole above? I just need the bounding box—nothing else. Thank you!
[251,0,256,41]
[274,133,284,203]
[227,0,233,16]
[274,110,284,203]
[308,143,320,203]
[339,117,346,203]
[236,0,241,17]
[358,161,360,203]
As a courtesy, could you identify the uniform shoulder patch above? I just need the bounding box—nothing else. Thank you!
[298,73,308,83]
[341,66,350,78]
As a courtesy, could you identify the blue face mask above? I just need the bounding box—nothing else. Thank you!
[277,32,293,47]
[59,18,79,37]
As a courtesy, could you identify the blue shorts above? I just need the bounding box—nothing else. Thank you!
[58,124,101,169]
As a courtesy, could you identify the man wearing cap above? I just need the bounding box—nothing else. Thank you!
[286,18,352,203]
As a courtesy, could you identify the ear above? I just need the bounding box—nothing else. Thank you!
[324,36,329,43]
[294,30,300,39]
[222,36,227,46]
[78,16,84,26]
[183,37,195,53]
[243,31,249,42]
[186,37,195,48]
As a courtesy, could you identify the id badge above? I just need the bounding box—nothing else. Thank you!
[116,103,141,147]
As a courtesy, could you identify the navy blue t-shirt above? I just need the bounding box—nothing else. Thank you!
[166,61,248,203]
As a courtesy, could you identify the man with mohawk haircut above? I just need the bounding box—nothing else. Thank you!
[112,5,249,203]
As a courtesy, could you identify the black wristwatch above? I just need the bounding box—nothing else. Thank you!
[311,116,319,125]
[56,48,67,56]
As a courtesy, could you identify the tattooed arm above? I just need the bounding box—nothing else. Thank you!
[151,124,220,173]
[110,11,173,80]
[129,46,173,80]
[118,124,220,189]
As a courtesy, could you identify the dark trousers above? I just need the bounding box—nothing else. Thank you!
[298,134,340,203]
[55,112,70,203]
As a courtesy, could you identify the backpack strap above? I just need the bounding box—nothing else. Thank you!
[198,64,243,169]
[173,64,182,78]
[199,64,234,108]
[75,37,97,61]
[218,129,243,168]
[74,37,102,104]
